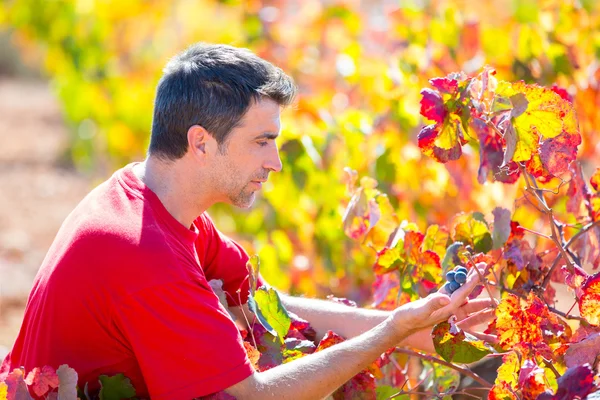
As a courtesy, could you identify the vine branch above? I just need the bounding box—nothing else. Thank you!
[394,348,493,388]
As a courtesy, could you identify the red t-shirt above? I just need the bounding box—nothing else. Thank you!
[0,163,257,399]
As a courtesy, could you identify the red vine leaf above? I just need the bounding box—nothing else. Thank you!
[564,332,600,368]
[538,131,581,177]
[591,168,600,191]
[417,119,466,163]
[494,293,552,356]
[537,364,598,400]
[517,359,550,400]
[4,368,33,400]
[579,272,600,326]
[24,366,59,397]
[420,88,446,123]
[567,162,594,217]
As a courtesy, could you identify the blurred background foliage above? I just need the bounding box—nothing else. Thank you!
[1,0,600,304]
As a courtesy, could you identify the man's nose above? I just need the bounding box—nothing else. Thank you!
[264,146,283,173]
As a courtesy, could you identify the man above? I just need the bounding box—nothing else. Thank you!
[1,43,492,399]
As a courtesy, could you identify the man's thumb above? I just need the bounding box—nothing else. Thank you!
[430,295,451,311]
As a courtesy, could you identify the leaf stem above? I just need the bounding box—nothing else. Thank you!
[393,348,493,388]
[464,252,498,309]
[519,226,552,240]
[542,358,561,379]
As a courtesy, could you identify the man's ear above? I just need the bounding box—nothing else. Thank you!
[187,125,211,161]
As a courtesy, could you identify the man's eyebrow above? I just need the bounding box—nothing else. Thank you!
[253,132,279,140]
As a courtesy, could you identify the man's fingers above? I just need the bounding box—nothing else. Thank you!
[456,308,495,329]
[459,298,497,315]
[449,266,483,305]
[463,330,498,344]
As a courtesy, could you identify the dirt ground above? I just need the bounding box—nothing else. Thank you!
[0,79,93,354]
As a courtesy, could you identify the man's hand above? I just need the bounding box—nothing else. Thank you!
[390,263,495,335]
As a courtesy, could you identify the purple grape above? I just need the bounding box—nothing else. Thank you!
[455,266,468,274]
[448,281,461,292]
[446,271,456,282]
[455,271,467,284]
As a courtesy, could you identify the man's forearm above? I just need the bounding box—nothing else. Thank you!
[280,294,435,351]
[226,312,416,400]
[280,294,390,340]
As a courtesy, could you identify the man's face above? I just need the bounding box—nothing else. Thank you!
[209,98,282,208]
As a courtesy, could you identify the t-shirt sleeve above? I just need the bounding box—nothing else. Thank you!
[113,279,254,400]
[194,213,264,306]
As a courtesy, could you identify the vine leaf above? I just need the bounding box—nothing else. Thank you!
[494,293,551,356]
[417,72,471,163]
[24,366,59,397]
[4,368,32,400]
[489,352,520,400]
[496,81,578,164]
[420,88,446,123]
[578,272,600,326]
[564,332,600,368]
[432,320,493,363]
[342,174,382,242]
[374,230,442,299]
[537,364,598,400]
[56,365,78,400]
[98,374,136,400]
[517,359,549,400]
[492,207,511,249]
[248,287,291,343]
[451,212,493,254]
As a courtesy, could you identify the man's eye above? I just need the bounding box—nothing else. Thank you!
[257,141,269,147]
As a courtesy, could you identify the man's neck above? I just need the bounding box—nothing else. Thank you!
[133,157,212,229]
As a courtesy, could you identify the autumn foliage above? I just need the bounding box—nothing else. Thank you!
[2,0,600,399]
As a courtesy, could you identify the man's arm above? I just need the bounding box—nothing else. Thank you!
[224,269,486,399]
[279,291,494,352]
[225,291,451,399]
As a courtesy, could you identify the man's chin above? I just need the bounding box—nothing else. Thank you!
[229,192,256,209]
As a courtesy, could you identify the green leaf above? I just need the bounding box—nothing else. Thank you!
[421,360,461,395]
[441,241,465,271]
[376,385,408,400]
[98,374,136,400]
[452,212,493,254]
[492,207,512,249]
[248,287,291,343]
[432,321,493,364]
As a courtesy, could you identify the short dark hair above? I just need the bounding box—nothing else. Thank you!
[149,43,297,159]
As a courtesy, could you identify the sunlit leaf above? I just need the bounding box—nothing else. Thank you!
[420,88,446,123]
[496,81,578,164]
[579,272,600,326]
[452,212,493,253]
[537,364,598,400]
[495,293,549,355]
[421,224,450,259]
[489,352,520,400]
[248,287,291,343]
[432,320,493,363]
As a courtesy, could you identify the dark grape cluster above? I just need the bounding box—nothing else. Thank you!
[443,266,468,294]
